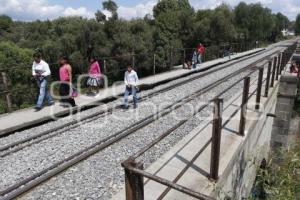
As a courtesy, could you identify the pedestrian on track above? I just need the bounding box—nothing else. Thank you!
[192,50,198,69]
[225,45,232,60]
[197,43,205,64]
[123,65,139,109]
[87,55,102,97]
[59,55,76,107]
[32,52,54,111]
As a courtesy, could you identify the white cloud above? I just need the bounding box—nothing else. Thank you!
[0,0,299,21]
[63,7,94,18]
[102,10,112,19]
[117,0,157,19]
[0,0,94,21]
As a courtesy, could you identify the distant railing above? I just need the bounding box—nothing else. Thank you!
[101,42,259,80]
[120,44,297,200]
[0,42,260,113]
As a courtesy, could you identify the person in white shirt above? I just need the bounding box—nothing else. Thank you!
[123,65,139,109]
[32,52,54,111]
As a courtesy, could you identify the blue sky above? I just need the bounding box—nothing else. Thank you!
[0,0,299,21]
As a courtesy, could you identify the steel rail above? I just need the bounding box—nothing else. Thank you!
[127,64,274,200]
[123,162,215,200]
[0,48,271,156]
[0,50,279,200]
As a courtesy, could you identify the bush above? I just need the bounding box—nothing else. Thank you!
[251,146,300,200]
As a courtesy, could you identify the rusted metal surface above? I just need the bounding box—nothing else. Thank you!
[270,56,277,87]
[276,53,281,80]
[239,77,250,136]
[264,60,272,97]
[278,53,282,75]
[123,158,144,200]
[210,98,223,181]
[255,67,264,110]
[122,162,215,200]
[153,54,156,75]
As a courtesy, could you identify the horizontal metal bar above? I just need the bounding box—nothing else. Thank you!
[123,164,215,200]
[157,138,212,200]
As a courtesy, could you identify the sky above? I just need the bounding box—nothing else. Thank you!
[0,0,299,21]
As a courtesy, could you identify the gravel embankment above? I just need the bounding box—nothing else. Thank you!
[17,70,259,200]
[0,46,282,199]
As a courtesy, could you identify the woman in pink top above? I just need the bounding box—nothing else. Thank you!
[87,55,102,96]
[59,55,76,107]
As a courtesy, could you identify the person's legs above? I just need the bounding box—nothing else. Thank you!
[36,79,46,108]
[44,79,54,105]
[59,83,69,104]
[65,83,76,107]
[123,87,130,108]
[132,87,138,108]
[198,54,202,64]
[192,61,196,69]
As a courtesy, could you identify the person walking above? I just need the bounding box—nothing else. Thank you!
[87,55,102,97]
[32,52,54,111]
[192,50,198,69]
[225,45,232,60]
[59,55,76,107]
[123,65,139,109]
[197,43,205,64]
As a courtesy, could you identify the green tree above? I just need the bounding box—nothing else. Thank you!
[0,15,13,34]
[153,0,194,68]
[103,0,118,20]
[209,4,237,44]
[95,11,106,23]
[0,42,34,109]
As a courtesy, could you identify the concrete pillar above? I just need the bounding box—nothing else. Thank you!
[271,75,299,148]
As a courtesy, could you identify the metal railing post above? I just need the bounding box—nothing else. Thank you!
[169,48,173,70]
[123,158,144,200]
[239,77,250,136]
[270,56,277,87]
[1,72,12,112]
[153,54,156,75]
[182,49,186,69]
[132,54,135,69]
[264,60,272,97]
[276,54,281,80]
[278,53,282,75]
[210,98,223,181]
[255,67,264,110]
[103,59,107,74]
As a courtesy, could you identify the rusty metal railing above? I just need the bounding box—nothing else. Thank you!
[120,44,297,200]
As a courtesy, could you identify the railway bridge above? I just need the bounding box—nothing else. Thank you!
[0,39,299,200]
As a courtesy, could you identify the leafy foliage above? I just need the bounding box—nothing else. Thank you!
[251,146,300,200]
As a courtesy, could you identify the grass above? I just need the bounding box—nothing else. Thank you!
[251,145,300,200]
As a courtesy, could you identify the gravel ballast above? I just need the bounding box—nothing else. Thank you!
[0,45,286,199]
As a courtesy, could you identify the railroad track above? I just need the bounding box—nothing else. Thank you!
[0,47,276,158]
[0,47,281,200]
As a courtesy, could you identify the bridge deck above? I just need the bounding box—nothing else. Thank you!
[113,69,279,200]
[0,49,262,136]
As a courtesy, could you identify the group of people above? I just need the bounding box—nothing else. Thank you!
[32,52,139,111]
[191,43,206,69]
[32,53,78,111]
